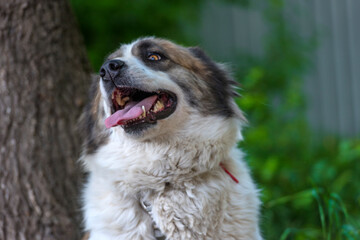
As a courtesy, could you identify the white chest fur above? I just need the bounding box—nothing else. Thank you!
[82,129,262,239]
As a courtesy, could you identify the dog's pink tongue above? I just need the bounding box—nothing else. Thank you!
[105,95,157,128]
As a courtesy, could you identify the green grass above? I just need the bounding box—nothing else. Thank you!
[252,139,360,239]
[268,188,360,240]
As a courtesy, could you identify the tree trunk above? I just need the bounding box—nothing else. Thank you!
[0,0,91,239]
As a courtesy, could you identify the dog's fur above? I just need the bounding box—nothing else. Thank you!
[80,37,262,240]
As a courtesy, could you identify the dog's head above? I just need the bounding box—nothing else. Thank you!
[81,37,245,154]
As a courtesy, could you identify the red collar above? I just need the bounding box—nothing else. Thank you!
[220,163,239,183]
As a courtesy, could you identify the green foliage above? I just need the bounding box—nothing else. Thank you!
[235,1,360,239]
[70,0,360,239]
[70,0,202,70]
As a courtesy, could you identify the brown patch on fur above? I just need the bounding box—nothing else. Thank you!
[150,38,209,75]
[132,37,209,76]
[79,75,110,155]
[91,83,101,116]
[81,232,90,240]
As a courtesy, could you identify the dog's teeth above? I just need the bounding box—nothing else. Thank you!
[121,96,130,106]
[118,96,129,107]
[142,106,147,117]
[158,100,164,109]
[116,94,122,106]
[153,100,164,112]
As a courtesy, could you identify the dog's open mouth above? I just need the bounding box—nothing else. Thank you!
[104,87,177,129]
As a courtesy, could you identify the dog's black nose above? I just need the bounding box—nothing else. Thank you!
[99,59,125,79]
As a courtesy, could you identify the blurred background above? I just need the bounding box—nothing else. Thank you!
[69,0,360,239]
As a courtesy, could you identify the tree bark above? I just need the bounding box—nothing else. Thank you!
[0,0,91,239]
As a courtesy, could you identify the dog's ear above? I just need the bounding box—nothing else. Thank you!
[188,47,212,64]
[188,46,240,98]
[79,75,109,155]
[187,46,246,121]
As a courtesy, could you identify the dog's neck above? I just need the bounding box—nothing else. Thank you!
[84,115,242,191]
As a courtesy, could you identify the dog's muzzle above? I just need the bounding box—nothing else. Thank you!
[98,59,178,130]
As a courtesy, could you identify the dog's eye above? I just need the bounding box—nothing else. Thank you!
[147,53,162,61]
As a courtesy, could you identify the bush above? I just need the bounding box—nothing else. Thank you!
[70,0,201,70]
[235,1,360,238]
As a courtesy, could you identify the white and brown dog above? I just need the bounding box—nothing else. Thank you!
[80,37,262,240]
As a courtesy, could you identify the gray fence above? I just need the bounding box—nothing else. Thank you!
[201,0,360,138]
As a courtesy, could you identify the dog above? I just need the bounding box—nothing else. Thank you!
[80,37,262,240]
